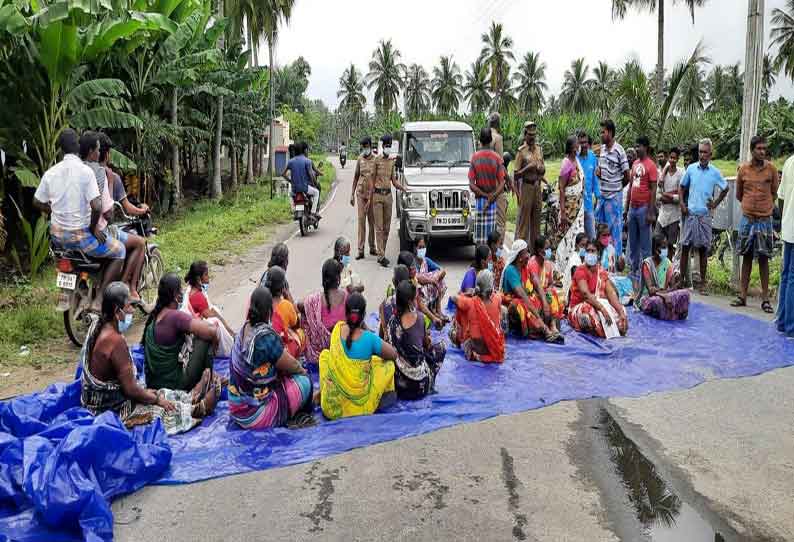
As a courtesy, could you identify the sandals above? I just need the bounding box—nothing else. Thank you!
[730,297,747,307]
[287,412,316,429]
[545,331,565,345]
[761,300,774,313]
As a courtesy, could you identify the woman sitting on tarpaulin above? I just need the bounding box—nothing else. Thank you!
[387,280,446,399]
[413,237,448,318]
[228,287,314,429]
[459,244,491,294]
[635,234,690,321]
[264,266,306,358]
[501,240,562,343]
[81,282,218,435]
[319,293,399,420]
[568,240,629,338]
[526,236,565,339]
[299,259,348,364]
[449,269,505,363]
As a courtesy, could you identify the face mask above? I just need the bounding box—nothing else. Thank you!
[201,283,209,295]
[599,236,611,248]
[363,148,372,157]
[488,262,494,272]
[417,247,427,259]
[382,147,391,157]
[579,248,587,258]
[341,254,351,266]
[544,248,552,260]
[496,248,504,258]
[118,312,133,333]
[660,248,669,261]
[584,252,599,267]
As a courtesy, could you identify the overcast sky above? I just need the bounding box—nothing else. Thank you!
[273,0,793,111]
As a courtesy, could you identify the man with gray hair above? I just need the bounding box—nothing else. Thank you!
[677,138,729,292]
[489,112,509,235]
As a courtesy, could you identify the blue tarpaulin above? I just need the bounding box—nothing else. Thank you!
[1,302,792,541]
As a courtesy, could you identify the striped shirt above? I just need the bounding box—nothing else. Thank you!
[598,141,629,195]
[468,149,506,192]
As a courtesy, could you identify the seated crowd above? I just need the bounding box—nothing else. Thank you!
[81,224,691,433]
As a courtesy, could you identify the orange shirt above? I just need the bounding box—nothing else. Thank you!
[737,161,779,218]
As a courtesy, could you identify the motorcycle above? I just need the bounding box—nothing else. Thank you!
[292,192,319,237]
[53,204,164,346]
[339,152,347,168]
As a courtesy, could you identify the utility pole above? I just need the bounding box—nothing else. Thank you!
[733,0,765,287]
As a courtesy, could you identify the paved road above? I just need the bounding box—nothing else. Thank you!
[114,158,794,542]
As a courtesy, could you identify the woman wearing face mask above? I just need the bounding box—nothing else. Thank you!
[569,241,628,338]
[387,280,446,399]
[562,233,589,302]
[596,223,634,305]
[388,251,445,329]
[143,273,220,392]
[449,269,505,362]
[635,234,690,320]
[501,240,561,343]
[414,238,448,320]
[460,244,491,294]
[82,282,218,435]
[185,261,234,357]
[380,265,412,338]
[486,229,506,292]
[527,236,564,337]
[334,236,364,293]
[319,293,399,420]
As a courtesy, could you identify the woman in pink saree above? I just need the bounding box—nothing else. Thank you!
[299,259,348,364]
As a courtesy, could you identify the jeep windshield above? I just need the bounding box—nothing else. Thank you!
[404,131,474,167]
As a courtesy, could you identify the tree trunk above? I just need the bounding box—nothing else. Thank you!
[268,33,276,199]
[212,0,224,199]
[246,133,254,183]
[231,128,238,190]
[656,1,665,101]
[171,87,181,206]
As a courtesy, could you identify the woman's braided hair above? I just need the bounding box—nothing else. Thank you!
[141,273,182,343]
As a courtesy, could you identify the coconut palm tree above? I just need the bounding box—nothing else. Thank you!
[404,63,431,119]
[560,58,593,114]
[431,56,463,116]
[771,0,794,81]
[676,64,706,116]
[337,63,366,130]
[513,51,547,116]
[491,64,517,114]
[762,53,779,101]
[592,61,615,116]
[464,58,491,113]
[366,39,406,114]
[611,0,709,100]
[479,21,515,96]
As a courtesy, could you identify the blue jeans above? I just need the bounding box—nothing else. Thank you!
[627,205,652,281]
[584,210,596,240]
[777,241,794,336]
[595,195,623,254]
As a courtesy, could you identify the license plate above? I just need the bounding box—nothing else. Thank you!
[434,214,464,227]
[294,204,305,212]
[56,272,77,290]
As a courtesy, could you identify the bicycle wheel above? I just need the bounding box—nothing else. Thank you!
[139,248,165,306]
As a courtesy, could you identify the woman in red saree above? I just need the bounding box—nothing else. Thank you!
[526,236,565,337]
[449,269,505,362]
[263,266,306,358]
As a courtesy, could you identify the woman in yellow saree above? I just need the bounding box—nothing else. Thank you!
[319,292,399,420]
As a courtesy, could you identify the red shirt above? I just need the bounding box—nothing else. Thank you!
[570,265,598,307]
[189,289,209,316]
[468,149,505,192]
[629,156,658,207]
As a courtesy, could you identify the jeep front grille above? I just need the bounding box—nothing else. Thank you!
[430,189,468,211]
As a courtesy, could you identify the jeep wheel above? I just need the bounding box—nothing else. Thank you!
[399,216,412,252]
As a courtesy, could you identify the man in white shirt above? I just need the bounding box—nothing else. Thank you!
[776,154,794,336]
[655,147,684,250]
[34,129,125,307]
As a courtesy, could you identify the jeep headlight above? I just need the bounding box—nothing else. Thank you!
[403,192,426,209]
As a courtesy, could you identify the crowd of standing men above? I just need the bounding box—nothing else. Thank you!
[346,114,794,327]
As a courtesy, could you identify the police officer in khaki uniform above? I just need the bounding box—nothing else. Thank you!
[514,121,545,247]
[371,134,405,267]
[350,136,377,260]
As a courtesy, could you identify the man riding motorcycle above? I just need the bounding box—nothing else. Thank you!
[283,141,321,220]
[339,142,347,168]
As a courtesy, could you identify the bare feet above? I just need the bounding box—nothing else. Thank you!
[192,382,218,418]
[191,369,212,403]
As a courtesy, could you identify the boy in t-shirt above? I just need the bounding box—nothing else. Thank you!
[624,136,658,287]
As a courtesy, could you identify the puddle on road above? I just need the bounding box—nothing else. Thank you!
[598,409,727,542]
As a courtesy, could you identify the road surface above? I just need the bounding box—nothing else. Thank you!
[114,158,794,542]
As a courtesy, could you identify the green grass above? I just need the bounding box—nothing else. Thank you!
[706,254,781,297]
[0,156,336,365]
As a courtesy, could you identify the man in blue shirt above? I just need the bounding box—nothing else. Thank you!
[678,138,729,291]
[577,131,600,240]
[283,142,320,217]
